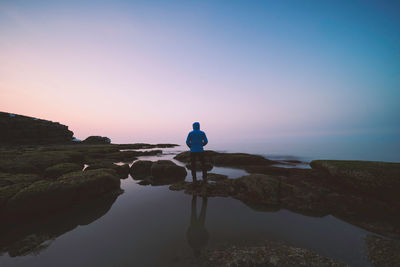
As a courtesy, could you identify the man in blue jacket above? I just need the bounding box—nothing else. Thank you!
[186,122,208,182]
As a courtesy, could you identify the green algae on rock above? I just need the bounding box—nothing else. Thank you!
[174,150,280,167]
[2,169,121,219]
[131,160,187,185]
[310,160,400,202]
[130,160,153,179]
[44,163,83,179]
[85,161,130,179]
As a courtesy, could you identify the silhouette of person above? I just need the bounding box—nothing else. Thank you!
[186,122,208,183]
[186,195,209,258]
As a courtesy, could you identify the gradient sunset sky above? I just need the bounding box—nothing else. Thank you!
[1,0,399,144]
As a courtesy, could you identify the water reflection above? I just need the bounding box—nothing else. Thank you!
[186,194,209,258]
[0,192,120,257]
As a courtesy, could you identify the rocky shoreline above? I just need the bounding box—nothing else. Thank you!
[0,143,176,223]
[1,143,399,265]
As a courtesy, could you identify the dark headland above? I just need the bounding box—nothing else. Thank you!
[1,111,399,266]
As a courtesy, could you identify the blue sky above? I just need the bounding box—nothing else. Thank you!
[0,0,399,143]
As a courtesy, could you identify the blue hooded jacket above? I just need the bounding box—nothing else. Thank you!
[186,122,208,152]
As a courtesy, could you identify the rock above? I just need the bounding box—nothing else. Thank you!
[84,149,159,163]
[174,151,216,162]
[0,150,85,175]
[131,160,187,185]
[366,235,400,267]
[169,181,190,191]
[85,162,130,179]
[201,241,345,266]
[0,112,74,145]
[233,174,281,204]
[0,173,40,186]
[44,163,83,179]
[207,173,228,181]
[0,160,39,174]
[0,183,30,210]
[310,160,400,202]
[116,143,178,149]
[174,150,279,168]
[130,160,153,179]
[149,160,187,185]
[154,143,179,148]
[283,159,304,164]
[20,151,84,173]
[82,136,111,144]
[115,164,130,179]
[3,169,121,219]
[101,151,138,162]
[243,165,291,175]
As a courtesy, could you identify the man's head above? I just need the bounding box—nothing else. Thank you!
[192,122,200,130]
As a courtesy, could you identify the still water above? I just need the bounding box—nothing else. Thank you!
[0,148,379,266]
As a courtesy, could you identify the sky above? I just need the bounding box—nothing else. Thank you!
[1,0,399,145]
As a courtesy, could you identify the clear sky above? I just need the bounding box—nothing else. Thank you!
[1,0,399,144]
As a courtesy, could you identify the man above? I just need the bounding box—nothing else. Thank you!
[186,122,208,183]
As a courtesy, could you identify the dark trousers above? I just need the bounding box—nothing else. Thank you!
[190,152,207,181]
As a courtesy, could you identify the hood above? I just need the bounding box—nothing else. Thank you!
[192,122,200,130]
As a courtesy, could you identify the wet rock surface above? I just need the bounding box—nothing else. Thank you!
[199,241,345,267]
[310,160,400,202]
[366,235,400,267]
[85,161,130,179]
[44,163,83,179]
[174,151,280,167]
[0,143,176,222]
[130,160,153,179]
[1,141,400,266]
[131,160,187,185]
[170,167,400,239]
[3,169,121,220]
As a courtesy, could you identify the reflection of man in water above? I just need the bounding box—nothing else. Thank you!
[186,122,208,183]
[186,195,209,258]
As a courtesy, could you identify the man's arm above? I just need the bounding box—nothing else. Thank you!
[186,133,192,148]
[202,132,208,146]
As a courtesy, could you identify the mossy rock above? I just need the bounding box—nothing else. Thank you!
[62,151,85,164]
[366,235,400,267]
[150,160,187,184]
[0,183,30,209]
[130,160,153,179]
[19,151,81,172]
[44,163,83,179]
[151,160,187,178]
[103,151,138,162]
[0,159,39,174]
[0,173,41,186]
[233,174,280,204]
[174,151,279,167]
[86,162,130,179]
[310,160,400,201]
[4,169,121,218]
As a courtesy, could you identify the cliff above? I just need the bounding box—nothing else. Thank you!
[0,112,74,145]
